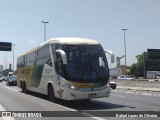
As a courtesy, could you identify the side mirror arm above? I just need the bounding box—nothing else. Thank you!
[56,50,67,64]
[104,50,115,63]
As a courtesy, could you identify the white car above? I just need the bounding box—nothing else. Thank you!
[117,75,135,80]
[110,81,117,89]
[2,76,7,81]
[0,76,2,82]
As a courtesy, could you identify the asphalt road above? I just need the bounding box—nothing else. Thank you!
[0,81,160,120]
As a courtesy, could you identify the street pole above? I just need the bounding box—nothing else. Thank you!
[122,29,127,75]
[42,21,49,41]
[12,44,15,71]
[143,52,146,79]
[3,58,5,70]
[5,52,7,69]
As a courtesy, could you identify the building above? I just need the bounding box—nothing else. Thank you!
[110,67,123,78]
[147,71,160,79]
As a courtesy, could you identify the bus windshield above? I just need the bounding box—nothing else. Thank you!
[62,45,109,83]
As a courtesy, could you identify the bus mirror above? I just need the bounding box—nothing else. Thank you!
[56,50,67,64]
[104,50,115,63]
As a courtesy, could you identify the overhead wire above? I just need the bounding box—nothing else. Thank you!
[29,0,86,42]
[48,0,86,22]
[128,23,160,31]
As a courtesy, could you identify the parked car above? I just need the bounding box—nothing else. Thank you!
[0,76,2,82]
[110,81,117,89]
[6,76,17,86]
[2,76,7,81]
[117,75,135,80]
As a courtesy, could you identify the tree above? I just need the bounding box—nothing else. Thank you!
[130,52,160,77]
[130,54,144,77]
[130,63,138,76]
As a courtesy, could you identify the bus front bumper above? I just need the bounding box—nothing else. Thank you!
[63,86,111,100]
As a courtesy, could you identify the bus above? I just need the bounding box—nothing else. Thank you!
[16,37,114,102]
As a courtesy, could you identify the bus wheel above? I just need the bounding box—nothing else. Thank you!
[22,82,27,94]
[48,85,56,102]
[82,99,91,103]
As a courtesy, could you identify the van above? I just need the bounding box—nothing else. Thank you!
[8,72,13,77]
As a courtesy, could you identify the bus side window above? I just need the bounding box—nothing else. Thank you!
[42,45,52,66]
[55,52,64,77]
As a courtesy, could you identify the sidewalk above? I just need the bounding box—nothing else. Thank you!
[117,86,160,92]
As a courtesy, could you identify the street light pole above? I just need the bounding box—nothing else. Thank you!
[122,29,127,74]
[3,58,5,70]
[5,52,7,69]
[42,21,49,41]
[12,44,15,71]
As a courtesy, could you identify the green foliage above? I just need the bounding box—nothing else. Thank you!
[130,52,160,77]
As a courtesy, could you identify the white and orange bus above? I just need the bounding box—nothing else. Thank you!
[16,37,114,102]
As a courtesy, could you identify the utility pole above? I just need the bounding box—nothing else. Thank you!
[42,21,49,41]
[143,52,147,79]
[122,29,127,74]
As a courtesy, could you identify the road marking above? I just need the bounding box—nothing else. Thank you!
[0,104,6,111]
[79,112,106,120]
[153,109,158,112]
[0,104,15,120]
[2,86,19,92]
[114,90,160,97]
[48,100,106,120]
[111,94,125,98]
[0,84,106,120]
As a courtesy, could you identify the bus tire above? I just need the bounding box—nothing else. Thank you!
[112,86,116,89]
[82,99,91,103]
[48,85,56,102]
[22,82,27,94]
[20,81,23,88]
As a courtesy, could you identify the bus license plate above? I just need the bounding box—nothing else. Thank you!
[88,93,97,97]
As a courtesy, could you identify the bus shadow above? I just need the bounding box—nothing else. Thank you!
[59,99,136,111]
[24,91,136,111]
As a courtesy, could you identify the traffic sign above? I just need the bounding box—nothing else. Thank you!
[0,42,12,51]
[147,49,160,59]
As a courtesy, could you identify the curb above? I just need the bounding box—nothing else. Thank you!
[117,86,160,92]
[149,79,160,82]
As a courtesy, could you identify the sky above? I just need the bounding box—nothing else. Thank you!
[0,0,160,70]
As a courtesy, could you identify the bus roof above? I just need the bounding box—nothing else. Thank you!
[18,37,100,58]
[47,37,99,45]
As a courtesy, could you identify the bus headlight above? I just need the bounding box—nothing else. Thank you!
[70,85,76,89]
[62,81,77,90]
[69,82,78,90]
